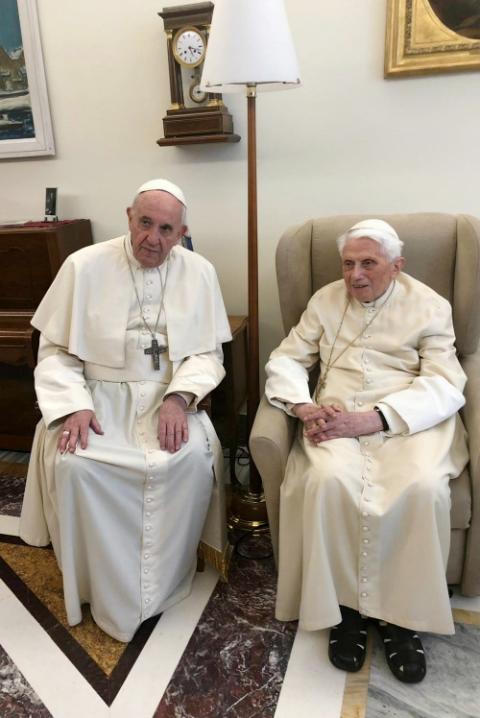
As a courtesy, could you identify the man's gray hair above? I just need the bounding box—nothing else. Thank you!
[337,219,404,261]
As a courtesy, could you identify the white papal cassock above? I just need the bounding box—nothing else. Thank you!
[265,273,468,635]
[20,236,231,642]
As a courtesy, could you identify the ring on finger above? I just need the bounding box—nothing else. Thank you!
[62,430,71,436]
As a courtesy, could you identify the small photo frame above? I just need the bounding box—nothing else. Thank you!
[385,0,480,78]
[0,0,55,159]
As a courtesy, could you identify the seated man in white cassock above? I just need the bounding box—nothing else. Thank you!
[19,179,232,642]
[265,219,468,683]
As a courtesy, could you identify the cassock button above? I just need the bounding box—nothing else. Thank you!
[145,598,151,604]
[362,526,369,531]
[361,592,368,597]
[146,512,151,517]
[362,551,368,557]
[362,538,369,544]
[146,498,152,503]
[361,578,368,583]
[358,401,363,406]
[146,525,152,531]
[144,569,149,574]
[144,554,150,559]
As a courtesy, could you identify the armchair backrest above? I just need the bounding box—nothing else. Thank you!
[276,213,480,357]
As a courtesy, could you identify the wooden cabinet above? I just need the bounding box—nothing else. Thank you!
[0,221,93,449]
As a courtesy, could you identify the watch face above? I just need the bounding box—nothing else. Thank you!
[189,81,207,104]
[173,27,206,68]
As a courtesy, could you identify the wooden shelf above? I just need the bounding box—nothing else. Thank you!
[157,133,241,147]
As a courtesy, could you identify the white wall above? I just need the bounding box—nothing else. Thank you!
[1,0,480,373]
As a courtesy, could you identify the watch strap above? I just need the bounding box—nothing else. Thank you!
[374,406,389,431]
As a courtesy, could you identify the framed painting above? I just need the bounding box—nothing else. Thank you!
[385,0,480,77]
[0,0,55,158]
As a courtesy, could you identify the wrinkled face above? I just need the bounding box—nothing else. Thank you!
[127,190,186,268]
[342,237,404,303]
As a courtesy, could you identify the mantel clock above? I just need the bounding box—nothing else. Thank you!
[157,2,240,146]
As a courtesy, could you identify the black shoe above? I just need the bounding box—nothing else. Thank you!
[328,606,368,673]
[376,621,426,683]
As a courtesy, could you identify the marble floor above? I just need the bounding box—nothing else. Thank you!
[1,453,480,718]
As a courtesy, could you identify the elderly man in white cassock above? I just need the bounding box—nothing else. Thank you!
[19,179,232,642]
[265,219,468,683]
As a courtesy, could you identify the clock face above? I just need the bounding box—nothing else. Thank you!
[189,81,207,104]
[173,27,206,68]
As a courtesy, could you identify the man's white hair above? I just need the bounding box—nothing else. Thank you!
[337,219,404,261]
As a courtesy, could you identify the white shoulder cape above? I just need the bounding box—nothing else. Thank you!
[32,236,232,366]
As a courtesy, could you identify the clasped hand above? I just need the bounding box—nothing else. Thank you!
[293,402,382,443]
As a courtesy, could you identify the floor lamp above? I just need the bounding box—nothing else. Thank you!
[201,0,300,531]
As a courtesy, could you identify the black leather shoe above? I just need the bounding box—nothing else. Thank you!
[376,621,426,683]
[328,606,368,672]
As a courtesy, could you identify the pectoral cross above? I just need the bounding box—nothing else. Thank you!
[144,337,167,370]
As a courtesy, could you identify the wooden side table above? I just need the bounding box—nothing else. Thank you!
[212,315,248,483]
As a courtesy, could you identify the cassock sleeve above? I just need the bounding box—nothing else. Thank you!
[265,297,324,413]
[34,335,95,428]
[164,345,226,410]
[376,300,466,435]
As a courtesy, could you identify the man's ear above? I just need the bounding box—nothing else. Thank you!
[392,256,406,275]
[126,206,132,221]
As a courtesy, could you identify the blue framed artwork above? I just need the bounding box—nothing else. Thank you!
[0,0,55,158]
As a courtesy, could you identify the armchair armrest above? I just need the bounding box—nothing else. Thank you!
[460,350,480,595]
[249,395,297,565]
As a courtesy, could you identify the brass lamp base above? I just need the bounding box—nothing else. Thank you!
[228,487,269,532]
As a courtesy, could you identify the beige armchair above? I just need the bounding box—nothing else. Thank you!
[250,213,480,597]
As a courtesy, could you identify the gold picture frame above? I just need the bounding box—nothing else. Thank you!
[385,0,480,77]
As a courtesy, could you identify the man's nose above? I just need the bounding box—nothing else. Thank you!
[351,263,364,279]
[147,228,162,243]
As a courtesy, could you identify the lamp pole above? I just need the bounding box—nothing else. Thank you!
[246,84,262,495]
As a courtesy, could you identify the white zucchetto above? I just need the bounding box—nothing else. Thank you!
[346,218,400,244]
[136,179,187,207]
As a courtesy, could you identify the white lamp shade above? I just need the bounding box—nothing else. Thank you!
[200,0,301,93]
